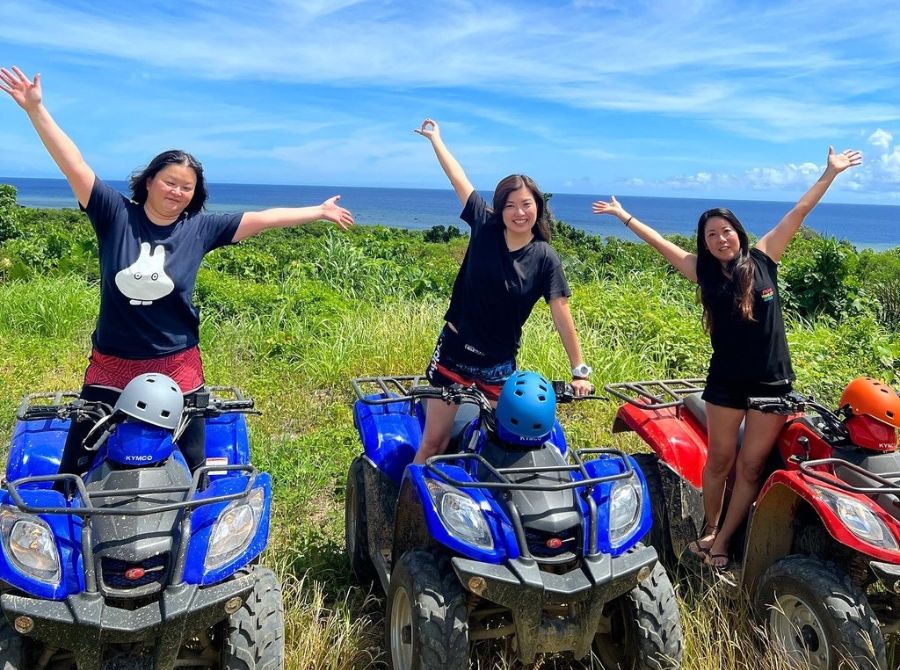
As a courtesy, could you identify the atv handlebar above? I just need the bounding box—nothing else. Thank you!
[351,376,605,412]
[16,386,258,424]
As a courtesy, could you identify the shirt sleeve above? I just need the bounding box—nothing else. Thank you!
[542,246,572,302]
[81,177,127,238]
[751,247,778,272]
[459,191,492,232]
[191,212,244,252]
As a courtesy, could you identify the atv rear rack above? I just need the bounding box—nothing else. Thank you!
[351,375,431,405]
[604,378,705,410]
[427,448,637,562]
[4,464,259,593]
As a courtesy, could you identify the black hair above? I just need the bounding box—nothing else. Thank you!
[128,149,208,216]
[695,208,754,332]
[491,174,553,241]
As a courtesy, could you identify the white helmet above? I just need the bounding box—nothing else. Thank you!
[114,373,184,430]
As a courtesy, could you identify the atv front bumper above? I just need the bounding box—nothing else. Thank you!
[1,573,256,670]
[453,543,657,664]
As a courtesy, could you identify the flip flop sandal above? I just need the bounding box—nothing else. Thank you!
[686,521,718,559]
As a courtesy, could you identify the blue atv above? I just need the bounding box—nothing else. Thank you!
[0,374,282,670]
[346,371,683,669]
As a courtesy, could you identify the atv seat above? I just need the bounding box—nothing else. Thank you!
[422,402,480,453]
[683,393,745,448]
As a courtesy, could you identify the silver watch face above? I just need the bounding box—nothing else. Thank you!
[573,364,591,377]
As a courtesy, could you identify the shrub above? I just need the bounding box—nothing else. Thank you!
[423,224,464,243]
[780,235,863,319]
[0,184,20,242]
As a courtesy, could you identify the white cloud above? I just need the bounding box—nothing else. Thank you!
[2,0,899,142]
[869,128,893,151]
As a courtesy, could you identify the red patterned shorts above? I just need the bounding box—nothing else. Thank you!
[83,346,205,393]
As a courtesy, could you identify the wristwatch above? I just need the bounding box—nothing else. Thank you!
[571,363,592,379]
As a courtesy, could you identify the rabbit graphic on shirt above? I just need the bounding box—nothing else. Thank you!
[115,242,175,305]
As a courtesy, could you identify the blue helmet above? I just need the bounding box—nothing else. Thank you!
[495,371,556,446]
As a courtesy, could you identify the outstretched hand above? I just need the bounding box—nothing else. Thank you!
[414,118,440,142]
[321,195,354,230]
[591,195,625,218]
[826,146,862,175]
[0,67,42,111]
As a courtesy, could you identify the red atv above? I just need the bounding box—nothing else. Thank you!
[605,376,900,670]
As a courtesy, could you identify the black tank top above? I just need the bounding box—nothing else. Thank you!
[705,248,794,384]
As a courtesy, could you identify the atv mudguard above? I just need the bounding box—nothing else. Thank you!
[743,471,900,592]
[612,403,707,489]
[6,413,253,486]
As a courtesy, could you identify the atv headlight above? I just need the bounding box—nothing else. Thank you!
[425,480,493,550]
[609,474,642,546]
[205,487,265,571]
[816,487,898,550]
[0,508,61,584]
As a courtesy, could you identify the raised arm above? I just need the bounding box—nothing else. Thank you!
[414,118,475,206]
[756,146,862,262]
[0,67,94,207]
[233,196,354,242]
[593,196,698,283]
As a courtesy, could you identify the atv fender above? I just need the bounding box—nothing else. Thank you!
[743,471,900,593]
[612,404,706,489]
[391,476,438,572]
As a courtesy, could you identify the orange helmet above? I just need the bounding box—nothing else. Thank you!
[839,377,900,428]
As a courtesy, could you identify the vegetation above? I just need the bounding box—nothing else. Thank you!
[0,187,897,668]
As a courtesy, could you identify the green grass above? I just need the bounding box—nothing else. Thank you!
[0,229,898,667]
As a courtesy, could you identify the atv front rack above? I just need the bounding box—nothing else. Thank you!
[798,458,900,496]
[426,448,636,563]
[4,464,259,593]
[604,378,705,410]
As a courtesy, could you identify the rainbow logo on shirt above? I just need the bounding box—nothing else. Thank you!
[760,287,775,302]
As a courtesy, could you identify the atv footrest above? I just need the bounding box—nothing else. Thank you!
[451,543,656,663]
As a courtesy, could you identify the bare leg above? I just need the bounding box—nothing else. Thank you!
[412,398,459,465]
[689,403,744,555]
[706,410,787,566]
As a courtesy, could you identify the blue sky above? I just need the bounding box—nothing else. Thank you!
[1,0,899,204]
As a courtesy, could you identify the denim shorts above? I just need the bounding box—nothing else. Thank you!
[425,325,515,401]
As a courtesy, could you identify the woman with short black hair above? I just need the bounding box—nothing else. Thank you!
[1,66,354,475]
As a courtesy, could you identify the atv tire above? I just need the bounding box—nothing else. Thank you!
[345,456,376,584]
[386,550,468,670]
[221,566,285,670]
[593,556,683,670]
[756,555,885,670]
[0,620,26,669]
[633,453,675,569]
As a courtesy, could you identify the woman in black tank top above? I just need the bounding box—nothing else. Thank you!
[592,146,861,569]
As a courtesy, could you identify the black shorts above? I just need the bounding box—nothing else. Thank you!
[702,378,793,411]
[425,325,515,401]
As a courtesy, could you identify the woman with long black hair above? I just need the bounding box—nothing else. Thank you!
[592,146,861,567]
[413,118,593,465]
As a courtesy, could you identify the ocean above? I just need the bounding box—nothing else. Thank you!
[3,177,898,250]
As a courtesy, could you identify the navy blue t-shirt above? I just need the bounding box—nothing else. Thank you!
[84,178,242,358]
[443,191,571,360]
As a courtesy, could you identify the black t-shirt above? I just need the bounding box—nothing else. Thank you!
[706,248,794,383]
[84,178,242,358]
[443,191,571,360]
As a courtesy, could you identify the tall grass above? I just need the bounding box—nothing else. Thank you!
[0,261,897,668]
